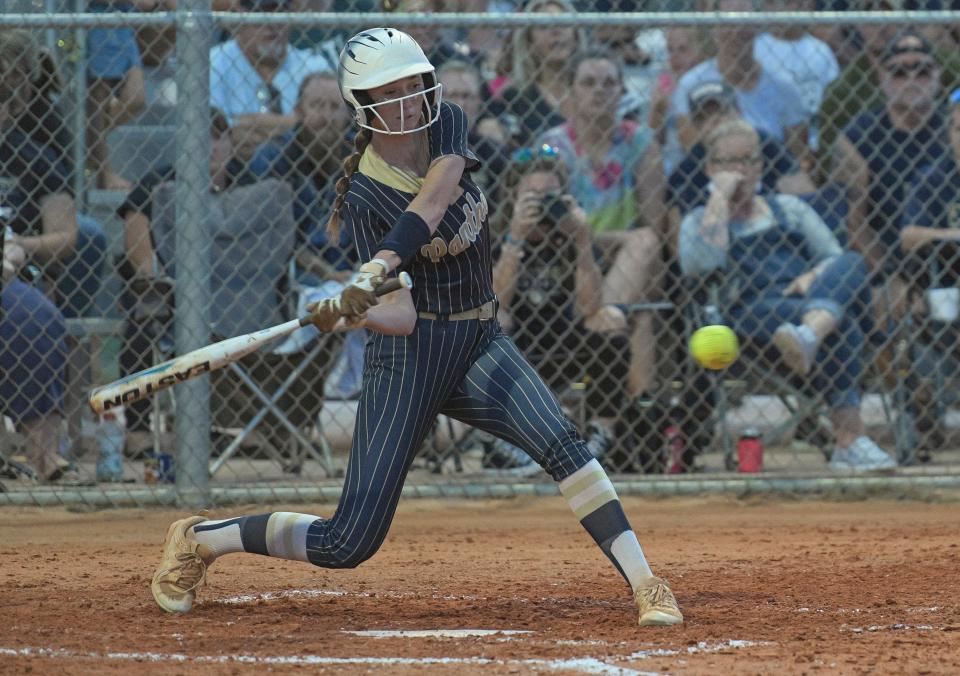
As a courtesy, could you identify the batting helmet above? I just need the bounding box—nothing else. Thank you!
[338,27,442,134]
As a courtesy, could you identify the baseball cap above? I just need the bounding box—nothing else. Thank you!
[881,29,935,66]
[688,81,735,116]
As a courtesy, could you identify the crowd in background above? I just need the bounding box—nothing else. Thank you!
[4,0,960,482]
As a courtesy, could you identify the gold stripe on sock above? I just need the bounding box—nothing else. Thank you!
[560,467,607,500]
[572,489,618,521]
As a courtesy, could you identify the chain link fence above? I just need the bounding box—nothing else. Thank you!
[2,4,960,506]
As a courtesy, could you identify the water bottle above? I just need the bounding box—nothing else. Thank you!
[96,408,126,482]
[737,427,764,473]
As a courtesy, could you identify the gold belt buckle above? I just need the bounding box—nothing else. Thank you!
[478,300,495,321]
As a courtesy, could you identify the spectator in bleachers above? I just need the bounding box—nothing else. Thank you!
[831,30,949,276]
[649,26,711,177]
[757,0,840,158]
[673,0,810,168]
[487,0,588,146]
[667,82,816,253]
[248,71,355,284]
[539,48,665,402]
[901,88,960,263]
[381,0,492,74]
[210,0,332,161]
[1,29,109,318]
[817,2,960,181]
[492,145,636,470]
[1,89,71,484]
[86,1,148,190]
[679,119,896,472]
[897,87,960,457]
[436,59,511,227]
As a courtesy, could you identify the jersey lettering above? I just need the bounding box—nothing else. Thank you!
[418,190,489,263]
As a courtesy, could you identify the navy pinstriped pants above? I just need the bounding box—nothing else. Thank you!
[304,317,595,568]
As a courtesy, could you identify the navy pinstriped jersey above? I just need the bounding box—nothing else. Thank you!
[343,101,496,315]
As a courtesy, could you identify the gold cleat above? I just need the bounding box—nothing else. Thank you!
[635,576,684,626]
[151,516,214,613]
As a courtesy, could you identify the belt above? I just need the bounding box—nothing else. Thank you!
[418,299,497,322]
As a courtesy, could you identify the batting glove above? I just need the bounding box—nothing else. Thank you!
[306,297,342,332]
[340,259,388,317]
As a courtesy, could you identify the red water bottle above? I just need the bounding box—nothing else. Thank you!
[738,427,764,473]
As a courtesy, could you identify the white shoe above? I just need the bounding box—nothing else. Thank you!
[829,436,897,473]
[772,323,818,377]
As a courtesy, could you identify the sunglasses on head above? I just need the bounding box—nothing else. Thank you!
[511,144,560,164]
[887,61,935,79]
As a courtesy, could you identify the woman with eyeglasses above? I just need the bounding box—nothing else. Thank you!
[149,28,682,628]
[679,119,897,473]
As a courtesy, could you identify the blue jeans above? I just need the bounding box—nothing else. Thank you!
[55,213,107,318]
[729,252,874,410]
[0,280,67,424]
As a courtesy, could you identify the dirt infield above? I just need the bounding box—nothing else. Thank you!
[2,495,959,675]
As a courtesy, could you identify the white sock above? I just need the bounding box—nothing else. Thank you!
[559,459,654,591]
[190,518,245,558]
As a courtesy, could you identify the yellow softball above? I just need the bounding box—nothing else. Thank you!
[689,325,740,370]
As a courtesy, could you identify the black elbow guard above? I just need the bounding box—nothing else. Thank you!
[377,211,432,266]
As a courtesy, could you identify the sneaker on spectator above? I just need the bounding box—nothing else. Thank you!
[829,436,897,473]
[773,322,819,377]
[584,421,614,461]
[481,438,540,477]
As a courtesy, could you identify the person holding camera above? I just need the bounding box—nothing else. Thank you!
[493,144,634,466]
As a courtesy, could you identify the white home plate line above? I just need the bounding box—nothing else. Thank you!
[0,640,773,673]
[214,587,617,607]
[0,646,665,675]
[343,629,533,639]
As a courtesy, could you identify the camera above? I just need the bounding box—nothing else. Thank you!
[537,191,569,227]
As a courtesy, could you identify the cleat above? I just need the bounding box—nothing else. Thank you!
[151,516,215,613]
[635,576,683,626]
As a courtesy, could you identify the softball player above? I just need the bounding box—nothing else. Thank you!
[151,28,682,627]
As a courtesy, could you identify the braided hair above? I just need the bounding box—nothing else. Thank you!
[326,127,373,238]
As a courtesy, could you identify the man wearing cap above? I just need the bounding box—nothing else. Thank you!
[832,30,950,277]
[672,0,810,166]
[817,0,960,181]
[209,0,332,161]
[666,81,815,253]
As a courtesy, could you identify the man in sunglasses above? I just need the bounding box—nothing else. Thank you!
[817,0,960,182]
[832,30,949,279]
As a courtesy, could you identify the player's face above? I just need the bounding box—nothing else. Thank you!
[364,75,427,134]
[297,76,350,141]
[438,70,480,129]
[571,58,621,120]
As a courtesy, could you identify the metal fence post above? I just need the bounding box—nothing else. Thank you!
[173,0,213,508]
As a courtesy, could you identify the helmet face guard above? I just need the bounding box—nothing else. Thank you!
[353,81,443,135]
[338,28,441,135]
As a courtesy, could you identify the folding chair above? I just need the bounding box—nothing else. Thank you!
[684,272,833,470]
[894,241,960,464]
[148,178,338,477]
